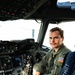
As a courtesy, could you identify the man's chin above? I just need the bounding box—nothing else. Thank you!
[52,46,59,49]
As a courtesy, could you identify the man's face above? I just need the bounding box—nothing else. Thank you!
[49,31,64,49]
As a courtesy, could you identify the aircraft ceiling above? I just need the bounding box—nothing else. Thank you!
[0,0,75,22]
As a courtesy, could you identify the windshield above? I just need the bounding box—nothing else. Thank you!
[0,19,41,42]
[43,21,75,51]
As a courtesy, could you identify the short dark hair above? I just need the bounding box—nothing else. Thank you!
[50,27,64,37]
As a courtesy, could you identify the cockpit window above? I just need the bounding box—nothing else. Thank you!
[43,21,75,51]
[0,19,41,42]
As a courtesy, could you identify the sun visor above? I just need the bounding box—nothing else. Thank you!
[57,0,75,10]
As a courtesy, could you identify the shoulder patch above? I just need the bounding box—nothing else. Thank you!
[58,57,64,63]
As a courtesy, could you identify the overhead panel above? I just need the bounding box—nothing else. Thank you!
[0,0,47,21]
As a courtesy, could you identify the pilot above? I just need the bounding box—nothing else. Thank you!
[33,27,71,75]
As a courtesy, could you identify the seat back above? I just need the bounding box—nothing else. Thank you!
[60,52,75,75]
[72,65,75,75]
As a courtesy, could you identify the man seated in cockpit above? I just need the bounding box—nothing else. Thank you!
[33,27,71,75]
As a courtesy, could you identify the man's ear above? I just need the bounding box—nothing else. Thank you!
[62,37,64,41]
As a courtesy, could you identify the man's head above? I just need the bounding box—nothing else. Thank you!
[49,27,64,51]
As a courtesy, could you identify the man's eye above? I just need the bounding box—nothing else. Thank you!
[54,37,59,39]
[49,37,52,39]
[49,37,59,39]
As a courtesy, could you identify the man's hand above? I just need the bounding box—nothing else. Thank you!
[35,72,41,75]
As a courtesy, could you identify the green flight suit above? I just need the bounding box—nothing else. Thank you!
[34,44,71,75]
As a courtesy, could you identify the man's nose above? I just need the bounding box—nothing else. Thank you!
[51,38,55,42]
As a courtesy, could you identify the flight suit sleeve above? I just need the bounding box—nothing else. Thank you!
[34,50,51,73]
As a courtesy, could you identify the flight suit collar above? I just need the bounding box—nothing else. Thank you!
[52,44,65,56]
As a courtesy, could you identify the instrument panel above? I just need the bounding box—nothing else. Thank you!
[0,39,49,75]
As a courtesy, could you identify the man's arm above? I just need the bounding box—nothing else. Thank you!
[33,63,42,75]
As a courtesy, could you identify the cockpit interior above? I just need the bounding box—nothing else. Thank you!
[0,0,75,75]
